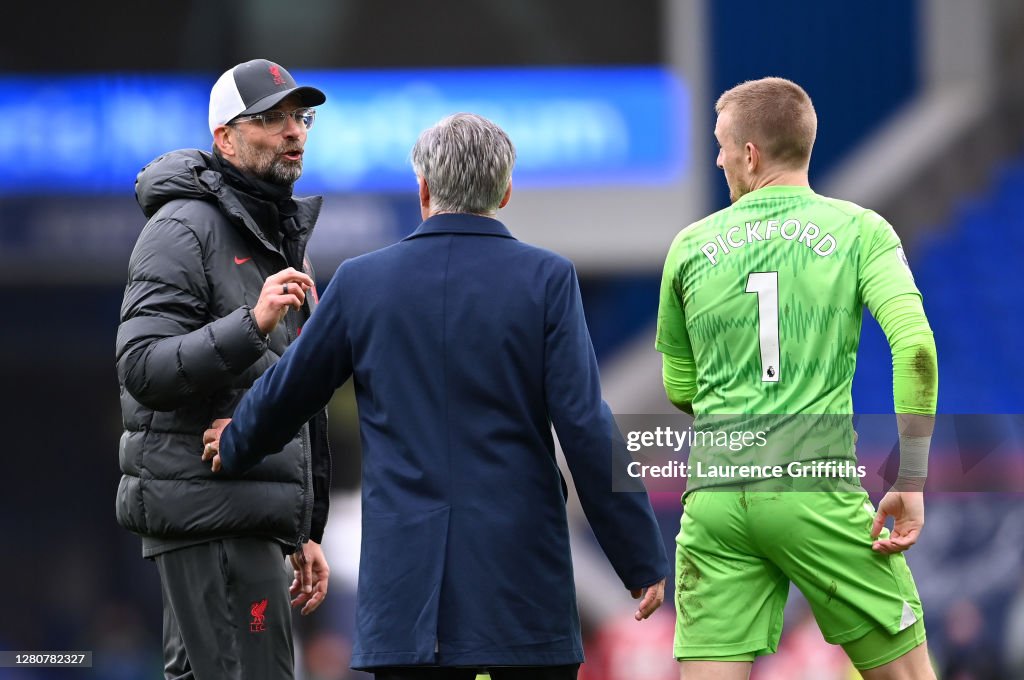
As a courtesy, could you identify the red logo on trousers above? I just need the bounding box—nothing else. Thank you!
[250,599,268,632]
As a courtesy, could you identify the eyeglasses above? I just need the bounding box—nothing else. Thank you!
[230,107,316,134]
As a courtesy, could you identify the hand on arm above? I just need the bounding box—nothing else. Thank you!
[201,418,231,472]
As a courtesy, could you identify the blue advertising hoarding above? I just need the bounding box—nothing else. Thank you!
[0,67,688,195]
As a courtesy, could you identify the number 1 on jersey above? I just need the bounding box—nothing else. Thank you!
[745,272,780,383]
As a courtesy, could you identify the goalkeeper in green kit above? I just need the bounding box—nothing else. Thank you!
[656,78,938,679]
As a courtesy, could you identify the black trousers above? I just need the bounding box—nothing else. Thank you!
[155,537,294,680]
[374,665,579,680]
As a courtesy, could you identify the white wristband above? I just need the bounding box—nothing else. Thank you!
[897,434,931,479]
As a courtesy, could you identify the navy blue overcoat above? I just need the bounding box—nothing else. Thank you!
[219,213,668,669]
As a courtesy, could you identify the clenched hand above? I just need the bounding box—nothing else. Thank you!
[252,268,315,335]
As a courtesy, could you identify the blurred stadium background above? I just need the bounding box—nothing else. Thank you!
[1,1,1022,678]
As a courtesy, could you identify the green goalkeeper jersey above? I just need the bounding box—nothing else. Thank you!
[656,185,921,416]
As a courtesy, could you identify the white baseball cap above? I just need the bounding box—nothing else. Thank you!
[208,59,326,135]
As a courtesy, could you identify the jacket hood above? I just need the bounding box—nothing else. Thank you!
[135,149,218,219]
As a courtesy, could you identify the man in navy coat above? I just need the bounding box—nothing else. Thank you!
[204,113,668,679]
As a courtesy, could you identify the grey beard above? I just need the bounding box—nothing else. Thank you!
[260,158,302,186]
[236,139,303,186]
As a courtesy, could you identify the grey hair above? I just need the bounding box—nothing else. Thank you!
[411,113,516,215]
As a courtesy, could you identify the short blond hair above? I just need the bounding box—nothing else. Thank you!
[715,77,817,168]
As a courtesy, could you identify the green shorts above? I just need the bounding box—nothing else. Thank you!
[674,487,925,670]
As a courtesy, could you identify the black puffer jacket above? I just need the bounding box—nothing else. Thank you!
[115,149,331,551]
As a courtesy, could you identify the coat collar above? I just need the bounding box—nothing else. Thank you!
[198,165,323,257]
[403,213,515,241]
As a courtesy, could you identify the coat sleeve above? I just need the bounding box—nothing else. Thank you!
[308,409,333,544]
[300,257,333,544]
[543,260,669,591]
[116,217,269,411]
[219,264,354,475]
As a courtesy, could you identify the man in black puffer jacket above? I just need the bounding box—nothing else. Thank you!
[115,59,332,680]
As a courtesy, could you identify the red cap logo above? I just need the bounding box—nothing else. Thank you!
[269,65,286,86]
